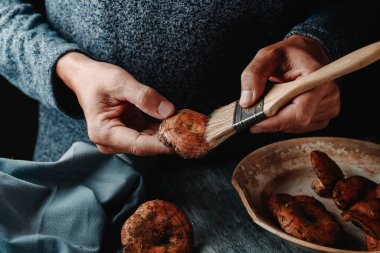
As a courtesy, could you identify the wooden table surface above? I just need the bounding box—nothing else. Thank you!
[144,154,305,253]
[142,133,380,253]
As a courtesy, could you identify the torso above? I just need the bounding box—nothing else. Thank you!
[45,0,316,112]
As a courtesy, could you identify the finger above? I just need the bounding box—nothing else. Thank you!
[290,83,329,126]
[137,123,161,136]
[250,103,297,133]
[251,115,330,134]
[268,76,288,83]
[312,103,340,122]
[117,76,175,119]
[312,83,340,121]
[90,124,174,155]
[96,144,118,155]
[283,120,330,134]
[250,84,327,133]
[240,47,283,107]
[95,126,174,153]
[140,130,155,136]
[96,138,175,155]
[315,82,340,112]
[115,129,174,155]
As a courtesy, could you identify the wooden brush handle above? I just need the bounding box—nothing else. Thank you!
[263,41,380,117]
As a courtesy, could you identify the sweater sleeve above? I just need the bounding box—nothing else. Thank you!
[285,1,374,61]
[0,1,82,116]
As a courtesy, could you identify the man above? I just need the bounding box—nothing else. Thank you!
[1,1,370,161]
[0,1,376,252]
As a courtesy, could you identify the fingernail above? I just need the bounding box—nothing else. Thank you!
[240,90,253,106]
[158,100,174,118]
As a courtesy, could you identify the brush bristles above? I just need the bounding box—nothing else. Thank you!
[205,101,237,150]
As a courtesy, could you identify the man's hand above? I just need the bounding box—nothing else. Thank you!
[240,35,340,133]
[56,52,175,155]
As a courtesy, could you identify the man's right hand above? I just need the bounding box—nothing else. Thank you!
[56,52,175,156]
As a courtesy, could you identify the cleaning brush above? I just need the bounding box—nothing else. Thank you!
[205,41,380,150]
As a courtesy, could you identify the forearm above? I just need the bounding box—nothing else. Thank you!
[0,1,81,113]
[285,1,372,61]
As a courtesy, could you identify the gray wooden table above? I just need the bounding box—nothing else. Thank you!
[143,153,305,253]
[141,133,380,253]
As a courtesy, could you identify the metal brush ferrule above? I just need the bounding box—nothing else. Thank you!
[232,98,266,132]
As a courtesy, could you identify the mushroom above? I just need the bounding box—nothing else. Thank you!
[158,109,209,159]
[333,176,377,210]
[342,198,380,251]
[268,194,343,247]
[310,150,344,196]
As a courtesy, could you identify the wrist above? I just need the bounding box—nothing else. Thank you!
[286,35,330,63]
[56,52,97,93]
[286,35,322,49]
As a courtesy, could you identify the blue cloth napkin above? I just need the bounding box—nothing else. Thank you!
[0,142,145,253]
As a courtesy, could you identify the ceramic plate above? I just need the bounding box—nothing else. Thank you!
[232,137,380,252]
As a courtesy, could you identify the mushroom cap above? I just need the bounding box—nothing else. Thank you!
[310,150,344,190]
[121,200,194,253]
[333,176,377,210]
[343,211,380,240]
[158,109,209,159]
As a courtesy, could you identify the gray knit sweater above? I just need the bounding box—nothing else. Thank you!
[0,0,369,161]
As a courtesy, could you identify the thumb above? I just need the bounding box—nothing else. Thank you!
[121,77,175,120]
[240,48,280,108]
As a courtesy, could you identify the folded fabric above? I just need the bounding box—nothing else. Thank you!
[0,142,145,253]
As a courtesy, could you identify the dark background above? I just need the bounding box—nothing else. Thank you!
[0,75,38,160]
